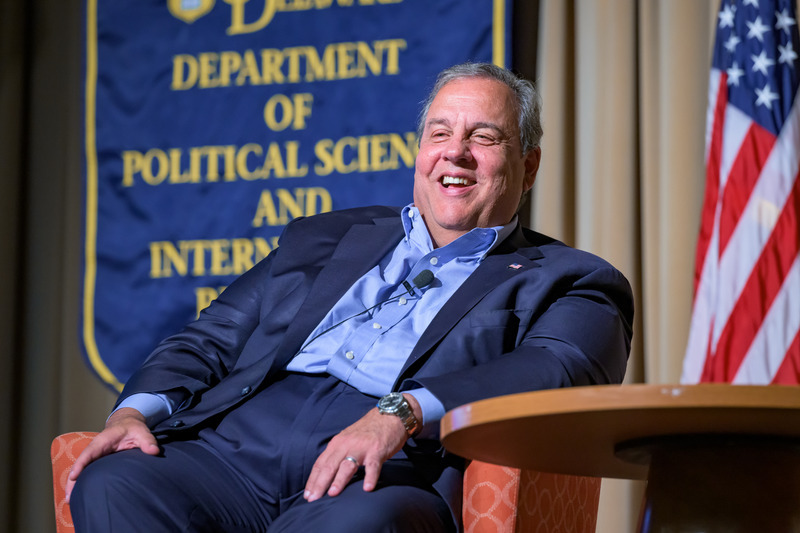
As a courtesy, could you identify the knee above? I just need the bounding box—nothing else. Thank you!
[70,450,149,515]
[70,450,168,530]
[70,453,122,512]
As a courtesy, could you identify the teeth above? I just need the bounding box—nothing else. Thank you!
[442,176,470,187]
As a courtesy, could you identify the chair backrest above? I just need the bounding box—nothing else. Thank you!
[463,460,601,533]
[52,433,600,533]
[51,432,98,533]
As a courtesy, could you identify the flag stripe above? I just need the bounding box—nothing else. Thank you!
[703,168,800,381]
[735,253,800,383]
[694,71,728,294]
[771,326,800,384]
[717,123,776,255]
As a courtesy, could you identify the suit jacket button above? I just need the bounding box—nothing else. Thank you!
[170,420,184,428]
[241,386,252,396]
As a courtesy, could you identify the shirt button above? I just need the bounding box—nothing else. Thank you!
[399,297,407,305]
[345,351,355,360]
[430,257,439,265]
[372,322,382,329]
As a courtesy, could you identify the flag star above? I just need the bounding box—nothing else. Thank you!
[755,84,779,108]
[747,16,770,41]
[718,4,735,28]
[751,50,775,75]
[779,42,798,65]
[775,8,797,34]
[724,33,741,53]
[727,62,746,86]
[743,0,758,7]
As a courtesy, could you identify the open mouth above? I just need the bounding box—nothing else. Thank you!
[441,176,474,188]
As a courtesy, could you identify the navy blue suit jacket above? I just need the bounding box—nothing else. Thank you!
[117,205,634,526]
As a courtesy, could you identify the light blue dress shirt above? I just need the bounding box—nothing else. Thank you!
[118,205,515,436]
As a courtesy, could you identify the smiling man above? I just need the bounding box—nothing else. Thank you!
[68,63,633,533]
[413,74,540,247]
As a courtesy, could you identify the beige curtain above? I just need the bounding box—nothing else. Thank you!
[533,0,718,530]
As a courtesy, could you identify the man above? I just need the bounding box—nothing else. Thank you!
[68,62,633,532]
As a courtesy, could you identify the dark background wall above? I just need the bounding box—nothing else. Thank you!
[1,2,118,531]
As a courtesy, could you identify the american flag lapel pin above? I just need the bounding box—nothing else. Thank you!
[508,263,523,270]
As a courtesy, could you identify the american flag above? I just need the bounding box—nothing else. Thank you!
[682,0,800,384]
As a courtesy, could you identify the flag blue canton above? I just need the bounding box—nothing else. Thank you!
[712,0,800,135]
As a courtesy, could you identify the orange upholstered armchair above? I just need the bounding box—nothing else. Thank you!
[52,432,600,533]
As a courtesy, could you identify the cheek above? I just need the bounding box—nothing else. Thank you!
[414,150,436,175]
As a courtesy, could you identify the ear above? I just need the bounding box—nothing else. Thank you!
[522,147,541,192]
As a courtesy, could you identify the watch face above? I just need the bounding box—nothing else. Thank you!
[379,393,403,412]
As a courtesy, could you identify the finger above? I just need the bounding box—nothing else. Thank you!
[68,438,109,483]
[65,478,76,503]
[65,438,109,502]
[135,432,161,456]
[326,456,360,497]
[361,455,383,492]
[304,453,338,502]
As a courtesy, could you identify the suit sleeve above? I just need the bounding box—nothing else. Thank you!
[116,251,275,410]
[406,263,634,414]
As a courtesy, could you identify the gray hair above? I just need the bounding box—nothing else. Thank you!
[416,62,543,153]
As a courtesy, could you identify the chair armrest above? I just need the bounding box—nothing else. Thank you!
[51,432,99,533]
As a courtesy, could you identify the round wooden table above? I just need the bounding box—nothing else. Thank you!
[440,384,800,532]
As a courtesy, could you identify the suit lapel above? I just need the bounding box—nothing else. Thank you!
[397,225,544,379]
[276,216,405,358]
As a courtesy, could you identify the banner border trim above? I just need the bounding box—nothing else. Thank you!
[84,0,124,391]
[492,0,506,67]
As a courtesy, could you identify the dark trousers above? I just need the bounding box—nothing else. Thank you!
[70,373,455,532]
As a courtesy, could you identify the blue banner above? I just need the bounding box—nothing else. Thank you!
[82,0,511,390]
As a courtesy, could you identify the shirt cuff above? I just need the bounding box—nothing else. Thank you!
[111,393,173,427]
[403,387,445,439]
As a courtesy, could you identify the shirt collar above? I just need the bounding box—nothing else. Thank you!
[400,204,518,260]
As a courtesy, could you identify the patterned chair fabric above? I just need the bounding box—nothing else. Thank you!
[52,433,601,533]
[51,432,98,533]
[463,460,601,533]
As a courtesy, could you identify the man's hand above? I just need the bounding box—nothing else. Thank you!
[65,407,160,502]
[303,393,421,502]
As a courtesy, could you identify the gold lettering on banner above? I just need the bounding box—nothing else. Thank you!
[223,0,403,35]
[252,187,332,227]
[121,133,415,187]
[149,236,280,279]
[171,39,407,90]
[314,132,417,175]
[122,142,309,186]
[263,93,314,131]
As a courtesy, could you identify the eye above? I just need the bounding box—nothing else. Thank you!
[429,129,450,141]
[472,132,497,145]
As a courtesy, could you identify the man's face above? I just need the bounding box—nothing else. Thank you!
[413,77,541,247]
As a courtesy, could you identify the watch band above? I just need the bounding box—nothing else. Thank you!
[377,392,420,436]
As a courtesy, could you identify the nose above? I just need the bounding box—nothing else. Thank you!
[443,136,472,163]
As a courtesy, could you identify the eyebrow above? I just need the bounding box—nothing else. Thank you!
[425,118,506,135]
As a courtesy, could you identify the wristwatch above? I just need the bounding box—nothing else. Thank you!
[377,392,420,436]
